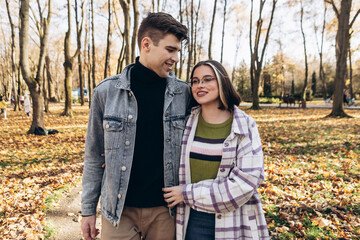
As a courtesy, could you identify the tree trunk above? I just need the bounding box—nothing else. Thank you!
[300,1,308,108]
[119,0,131,66]
[220,0,227,64]
[75,0,85,105]
[186,0,194,81]
[177,0,184,81]
[348,39,353,99]
[319,4,327,99]
[104,0,112,78]
[20,0,52,133]
[5,0,20,111]
[43,64,49,112]
[91,0,96,93]
[328,0,352,117]
[131,0,139,63]
[45,55,56,101]
[249,0,277,110]
[63,0,87,116]
[193,0,201,65]
[208,0,217,60]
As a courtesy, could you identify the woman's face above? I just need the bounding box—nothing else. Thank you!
[191,65,220,107]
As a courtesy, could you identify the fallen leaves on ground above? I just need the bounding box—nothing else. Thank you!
[246,107,360,239]
[0,104,359,239]
[0,103,88,239]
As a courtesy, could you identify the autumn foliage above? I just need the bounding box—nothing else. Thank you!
[0,104,359,239]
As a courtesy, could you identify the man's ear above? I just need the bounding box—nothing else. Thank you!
[141,37,151,52]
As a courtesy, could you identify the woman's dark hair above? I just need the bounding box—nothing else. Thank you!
[138,12,188,47]
[189,60,241,111]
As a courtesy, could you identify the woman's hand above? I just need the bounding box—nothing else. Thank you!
[162,185,184,208]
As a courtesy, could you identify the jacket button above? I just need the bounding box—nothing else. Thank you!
[166,138,170,142]
[220,168,225,172]
[105,124,110,129]
[128,115,133,120]
[125,141,130,146]
[224,142,229,147]
[217,214,222,219]
[121,166,127,171]
[129,92,132,97]
[118,194,122,199]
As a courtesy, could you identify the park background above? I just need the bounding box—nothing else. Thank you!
[0,0,360,239]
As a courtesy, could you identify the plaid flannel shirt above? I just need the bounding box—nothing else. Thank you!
[176,106,270,240]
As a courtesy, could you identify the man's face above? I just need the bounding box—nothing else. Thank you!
[140,34,181,78]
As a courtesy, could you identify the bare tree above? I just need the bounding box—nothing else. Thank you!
[249,0,277,110]
[131,0,139,63]
[314,1,328,100]
[193,0,201,65]
[208,0,217,60]
[178,0,184,79]
[5,0,20,111]
[119,0,131,66]
[104,0,112,78]
[63,0,87,116]
[113,0,125,73]
[75,0,87,105]
[19,0,52,133]
[91,0,96,97]
[325,0,360,117]
[186,0,194,81]
[220,0,228,64]
[348,32,353,98]
[299,0,308,108]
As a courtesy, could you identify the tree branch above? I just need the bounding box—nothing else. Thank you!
[325,0,339,18]
[349,8,360,28]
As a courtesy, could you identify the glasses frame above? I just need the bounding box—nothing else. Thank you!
[189,76,217,87]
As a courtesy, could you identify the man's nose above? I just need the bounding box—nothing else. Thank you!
[172,52,179,63]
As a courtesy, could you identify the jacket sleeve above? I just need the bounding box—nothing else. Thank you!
[81,90,105,216]
[182,117,264,214]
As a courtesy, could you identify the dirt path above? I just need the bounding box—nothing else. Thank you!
[45,184,102,240]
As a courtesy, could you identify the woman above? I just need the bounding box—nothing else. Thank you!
[24,94,31,117]
[163,60,269,240]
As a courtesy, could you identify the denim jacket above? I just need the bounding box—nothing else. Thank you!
[81,63,191,227]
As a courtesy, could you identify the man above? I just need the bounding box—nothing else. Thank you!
[81,12,190,240]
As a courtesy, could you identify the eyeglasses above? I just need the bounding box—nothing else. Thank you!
[189,76,217,86]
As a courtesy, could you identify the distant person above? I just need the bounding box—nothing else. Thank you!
[0,95,7,120]
[81,12,190,240]
[24,94,31,117]
[20,95,25,107]
[163,60,269,239]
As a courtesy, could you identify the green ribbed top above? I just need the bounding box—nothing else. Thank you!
[190,113,233,183]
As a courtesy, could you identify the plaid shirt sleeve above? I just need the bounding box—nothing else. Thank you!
[182,115,264,214]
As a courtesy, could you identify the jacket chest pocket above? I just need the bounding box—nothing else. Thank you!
[171,119,185,147]
[103,119,124,150]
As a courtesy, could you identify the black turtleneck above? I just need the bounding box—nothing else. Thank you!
[125,58,167,208]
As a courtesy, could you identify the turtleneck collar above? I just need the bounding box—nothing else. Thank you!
[131,57,166,86]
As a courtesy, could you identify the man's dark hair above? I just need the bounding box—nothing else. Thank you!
[137,12,188,47]
[189,60,241,111]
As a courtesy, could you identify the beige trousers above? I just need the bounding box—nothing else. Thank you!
[101,206,175,240]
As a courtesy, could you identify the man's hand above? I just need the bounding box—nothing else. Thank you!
[81,215,99,240]
[163,185,184,208]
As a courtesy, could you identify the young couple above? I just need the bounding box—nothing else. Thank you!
[81,12,269,240]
